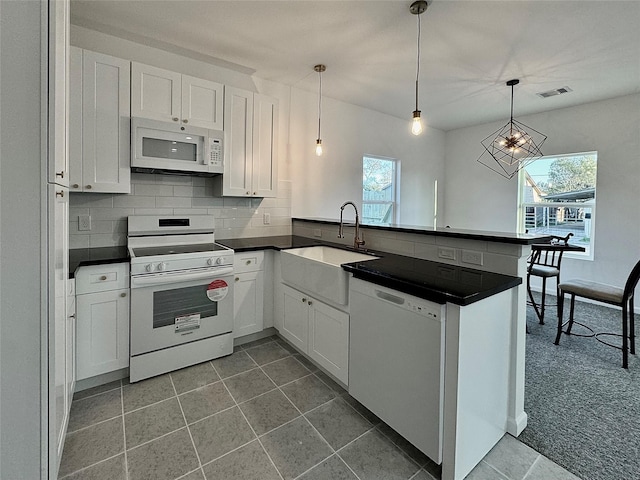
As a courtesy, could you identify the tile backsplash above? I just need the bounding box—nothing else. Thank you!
[69,173,292,249]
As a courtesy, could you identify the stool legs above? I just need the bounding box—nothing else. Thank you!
[622,302,629,369]
[630,297,635,355]
[555,290,565,345]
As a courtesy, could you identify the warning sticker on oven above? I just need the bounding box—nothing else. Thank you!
[206,279,229,302]
[175,313,200,333]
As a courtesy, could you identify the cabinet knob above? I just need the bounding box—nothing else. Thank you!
[302,298,306,303]
[245,260,251,265]
[56,171,64,178]
[56,190,64,198]
[69,313,76,319]
[120,292,126,297]
[72,184,79,189]
[172,117,179,122]
[182,119,188,124]
[308,301,313,306]
[246,191,250,195]
[100,275,107,281]
[253,192,256,195]
[85,185,92,189]
[235,277,239,282]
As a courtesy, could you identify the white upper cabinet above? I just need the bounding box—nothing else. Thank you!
[48,0,69,187]
[213,87,278,198]
[131,63,223,130]
[69,47,131,193]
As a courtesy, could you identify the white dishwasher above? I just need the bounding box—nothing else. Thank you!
[349,277,445,464]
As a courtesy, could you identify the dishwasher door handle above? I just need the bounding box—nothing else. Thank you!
[374,289,405,305]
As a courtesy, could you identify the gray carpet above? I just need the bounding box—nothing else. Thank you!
[519,295,640,480]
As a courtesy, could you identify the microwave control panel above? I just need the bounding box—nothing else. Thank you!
[209,138,223,167]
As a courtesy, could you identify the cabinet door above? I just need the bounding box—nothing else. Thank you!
[280,284,308,352]
[48,0,69,187]
[82,51,131,193]
[308,300,349,385]
[68,46,83,191]
[233,271,264,338]
[221,87,254,196]
[131,62,181,123]
[48,184,69,466]
[181,75,224,130]
[76,288,130,380]
[66,280,76,413]
[252,94,278,198]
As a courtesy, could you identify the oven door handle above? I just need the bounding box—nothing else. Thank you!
[131,267,234,287]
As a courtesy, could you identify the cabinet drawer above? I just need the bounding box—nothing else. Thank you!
[234,251,264,273]
[75,263,129,294]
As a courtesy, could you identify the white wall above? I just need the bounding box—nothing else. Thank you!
[444,94,640,288]
[0,1,45,478]
[289,87,446,226]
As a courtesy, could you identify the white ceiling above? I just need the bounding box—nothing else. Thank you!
[70,0,640,131]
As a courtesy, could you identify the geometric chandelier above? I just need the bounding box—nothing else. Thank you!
[477,79,547,179]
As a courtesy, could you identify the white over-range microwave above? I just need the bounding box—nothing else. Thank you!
[131,117,224,176]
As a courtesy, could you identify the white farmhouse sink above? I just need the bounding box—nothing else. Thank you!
[280,246,378,305]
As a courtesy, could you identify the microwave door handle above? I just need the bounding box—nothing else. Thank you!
[131,267,234,287]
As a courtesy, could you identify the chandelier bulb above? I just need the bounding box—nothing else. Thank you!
[315,139,323,156]
[411,111,423,136]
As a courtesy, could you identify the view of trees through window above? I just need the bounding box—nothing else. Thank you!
[520,152,597,256]
[362,156,397,224]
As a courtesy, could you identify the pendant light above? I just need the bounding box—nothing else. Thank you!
[314,64,326,156]
[477,79,547,179]
[410,0,428,136]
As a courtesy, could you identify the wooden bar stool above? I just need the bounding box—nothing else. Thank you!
[555,259,640,368]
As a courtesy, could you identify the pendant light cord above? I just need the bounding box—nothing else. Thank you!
[509,82,514,135]
[415,12,421,111]
[317,70,322,139]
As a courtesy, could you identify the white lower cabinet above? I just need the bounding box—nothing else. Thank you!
[279,283,349,384]
[75,263,130,380]
[233,252,265,338]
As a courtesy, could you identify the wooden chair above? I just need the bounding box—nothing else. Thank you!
[555,259,640,368]
[526,233,574,325]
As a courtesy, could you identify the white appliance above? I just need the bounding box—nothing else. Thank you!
[127,215,234,382]
[348,277,445,463]
[131,117,224,176]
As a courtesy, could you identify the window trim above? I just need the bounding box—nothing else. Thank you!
[517,152,597,261]
[362,155,399,224]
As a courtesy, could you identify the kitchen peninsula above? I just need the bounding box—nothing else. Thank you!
[220,220,547,480]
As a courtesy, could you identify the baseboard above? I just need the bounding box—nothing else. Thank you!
[234,327,278,347]
[507,411,528,436]
[75,367,129,392]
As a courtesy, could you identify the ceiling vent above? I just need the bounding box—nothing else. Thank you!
[537,86,573,98]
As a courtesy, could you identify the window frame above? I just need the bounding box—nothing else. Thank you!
[517,151,597,261]
[362,155,399,225]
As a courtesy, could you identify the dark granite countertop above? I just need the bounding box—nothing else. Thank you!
[67,237,522,305]
[341,254,522,306]
[216,235,326,252]
[69,246,129,277]
[293,217,552,245]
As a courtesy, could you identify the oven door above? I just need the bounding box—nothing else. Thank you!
[130,267,234,356]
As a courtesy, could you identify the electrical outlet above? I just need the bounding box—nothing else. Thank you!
[461,250,483,266]
[313,229,322,238]
[437,247,456,260]
[78,214,91,231]
[263,213,271,225]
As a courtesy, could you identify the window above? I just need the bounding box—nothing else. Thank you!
[362,156,398,224]
[518,152,597,258]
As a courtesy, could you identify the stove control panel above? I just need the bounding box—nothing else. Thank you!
[130,252,234,276]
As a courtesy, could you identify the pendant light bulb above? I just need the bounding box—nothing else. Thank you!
[411,111,423,136]
[410,1,428,136]
[314,64,326,157]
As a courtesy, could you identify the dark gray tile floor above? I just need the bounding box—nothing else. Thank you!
[59,335,581,480]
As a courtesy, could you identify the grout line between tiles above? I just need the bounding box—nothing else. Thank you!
[522,454,543,480]
[122,392,177,416]
[120,383,130,480]
[65,413,123,435]
[57,452,126,480]
[72,382,123,402]
[213,363,286,480]
[175,467,205,480]
[170,375,205,472]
